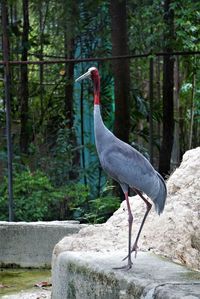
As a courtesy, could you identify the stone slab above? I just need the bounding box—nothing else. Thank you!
[52,251,200,299]
[0,221,86,268]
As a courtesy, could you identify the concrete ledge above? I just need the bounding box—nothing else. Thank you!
[52,251,200,299]
[0,221,86,268]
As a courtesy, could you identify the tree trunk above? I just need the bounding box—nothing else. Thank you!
[2,0,14,221]
[63,1,80,180]
[188,67,196,149]
[110,0,130,199]
[159,0,174,177]
[171,56,180,168]
[62,0,77,129]
[110,0,130,143]
[80,81,87,186]
[149,57,154,165]
[20,0,29,155]
[154,57,162,167]
[64,34,75,129]
[38,1,49,127]
[39,5,44,126]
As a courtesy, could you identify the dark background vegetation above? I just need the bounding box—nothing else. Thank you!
[0,0,199,222]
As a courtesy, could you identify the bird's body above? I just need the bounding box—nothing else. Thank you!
[94,104,166,214]
[76,67,167,270]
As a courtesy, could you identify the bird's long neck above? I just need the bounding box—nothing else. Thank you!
[93,74,103,126]
[93,75,100,105]
[93,73,108,152]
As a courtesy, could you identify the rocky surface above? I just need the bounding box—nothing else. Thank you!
[53,147,200,270]
[52,251,200,299]
[1,289,51,299]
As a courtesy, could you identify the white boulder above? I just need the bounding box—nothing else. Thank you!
[53,147,200,270]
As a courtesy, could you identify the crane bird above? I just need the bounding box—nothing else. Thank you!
[76,67,167,270]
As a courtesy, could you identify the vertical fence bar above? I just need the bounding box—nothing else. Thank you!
[2,0,14,221]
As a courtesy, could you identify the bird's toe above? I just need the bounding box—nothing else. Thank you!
[112,263,132,271]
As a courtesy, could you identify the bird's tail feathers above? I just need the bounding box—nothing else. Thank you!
[154,172,167,215]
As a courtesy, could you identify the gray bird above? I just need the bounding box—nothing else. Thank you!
[76,67,167,270]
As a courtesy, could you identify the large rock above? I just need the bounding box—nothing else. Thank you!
[53,147,200,270]
[52,251,200,299]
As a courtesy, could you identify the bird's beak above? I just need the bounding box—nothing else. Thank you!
[75,70,91,82]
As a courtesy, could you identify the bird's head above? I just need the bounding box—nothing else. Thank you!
[76,67,100,104]
[75,67,99,83]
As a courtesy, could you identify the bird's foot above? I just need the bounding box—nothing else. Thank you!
[113,260,133,271]
[122,243,138,261]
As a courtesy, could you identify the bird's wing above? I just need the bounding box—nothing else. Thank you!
[100,138,157,194]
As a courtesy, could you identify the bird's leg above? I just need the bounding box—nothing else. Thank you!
[131,188,152,256]
[125,191,133,268]
[113,191,133,270]
[122,188,152,261]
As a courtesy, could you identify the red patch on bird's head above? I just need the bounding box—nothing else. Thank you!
[87,67,100,105]
[90,68,99,81]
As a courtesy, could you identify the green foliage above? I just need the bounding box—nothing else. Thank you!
[128,0,164,53]
[38,126,80,186]
[54,183,90,221]
[173,0,200,51]
[0,169,89,222]
[84,195,120,224]
[0,169,51,221]
[0,168,119,223]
